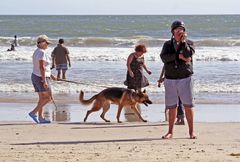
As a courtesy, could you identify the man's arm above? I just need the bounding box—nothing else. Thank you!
[127,54,134,78]
[66,55,71,67]
[39,60,48,89]
[181,40,195,58]
[160,42,176,63]
[65,48,71,67]
[51,49,56,69]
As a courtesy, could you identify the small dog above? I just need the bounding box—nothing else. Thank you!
[79,87,152,123]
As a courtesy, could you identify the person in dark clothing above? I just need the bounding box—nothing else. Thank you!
[160,20,196,139]
[51,39,71,79]
[124,44,151,122]
[124,44,151,92]
[7,44,15,51]
[176,98,185,125]
[13,35,18,47]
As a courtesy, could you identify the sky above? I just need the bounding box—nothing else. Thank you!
[0,0,239,15]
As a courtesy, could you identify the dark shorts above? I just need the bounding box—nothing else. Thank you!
[31,73,51,92]
[56,64,68,71]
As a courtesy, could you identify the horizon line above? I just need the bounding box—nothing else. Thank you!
[0,14,240,16]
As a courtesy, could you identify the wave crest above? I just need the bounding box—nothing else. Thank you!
[1,36,240,47]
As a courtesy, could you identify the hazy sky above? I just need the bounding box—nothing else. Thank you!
[1,0,239,15]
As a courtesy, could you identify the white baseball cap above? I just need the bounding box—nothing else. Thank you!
[37,35,51,44]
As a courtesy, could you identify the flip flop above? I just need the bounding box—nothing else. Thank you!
[39,119,51,124]
[28,113,39,123]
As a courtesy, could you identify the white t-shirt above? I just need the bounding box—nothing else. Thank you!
[32,48,51,77]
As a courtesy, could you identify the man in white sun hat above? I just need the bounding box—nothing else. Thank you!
[29,35,57,124]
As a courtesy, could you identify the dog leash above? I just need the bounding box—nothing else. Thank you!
[56,78,83,84]
[51,96,58,111]
[55,78,108,88]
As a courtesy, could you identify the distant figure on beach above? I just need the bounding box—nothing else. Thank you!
[160,20,196,139]
[124,44,151,92]
[13,35,18,47]
[158,65,185,124]
[7,44,15,51]
[51,39,71,80]
[124,44,151,122]
[29,35,57,124]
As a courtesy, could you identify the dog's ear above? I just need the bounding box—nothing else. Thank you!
[143,89,146,93]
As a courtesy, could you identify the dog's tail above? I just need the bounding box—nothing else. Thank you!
[79,91,97,105]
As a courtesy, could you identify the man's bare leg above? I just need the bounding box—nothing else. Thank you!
[57,70,61,79]
[162,107,177,139]
[185,107,197,139]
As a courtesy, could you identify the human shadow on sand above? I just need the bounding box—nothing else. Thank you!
[0,123,36,126]
[59,122,167,130]
[12,137,187,146]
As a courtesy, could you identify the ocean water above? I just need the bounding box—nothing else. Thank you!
[0,15,240,105]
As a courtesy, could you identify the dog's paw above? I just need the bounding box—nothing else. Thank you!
[117,121,123,123]
[142,120,147,122]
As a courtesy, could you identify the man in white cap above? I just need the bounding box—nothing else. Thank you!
[29,35,56,124]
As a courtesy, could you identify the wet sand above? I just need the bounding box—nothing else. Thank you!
[0,99,240,161]
[0,102,240,123]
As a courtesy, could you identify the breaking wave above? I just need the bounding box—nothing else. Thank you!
[1,36,240,47]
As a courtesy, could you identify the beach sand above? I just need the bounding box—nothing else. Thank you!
[0,122,240,162]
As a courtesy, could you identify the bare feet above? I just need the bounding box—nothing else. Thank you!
[190,133,197,139]
[162,133,173,139]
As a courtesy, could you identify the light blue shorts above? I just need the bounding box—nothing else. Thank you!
[56,64,68,71]
[164,76,194,109]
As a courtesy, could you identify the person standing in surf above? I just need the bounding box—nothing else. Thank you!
[51,38,71,80]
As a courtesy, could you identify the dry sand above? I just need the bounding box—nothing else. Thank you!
[0,122,240,162]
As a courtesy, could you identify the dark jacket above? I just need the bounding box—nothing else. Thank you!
[160,38,195,79]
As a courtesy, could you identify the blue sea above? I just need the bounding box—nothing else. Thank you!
[0,15,239,108]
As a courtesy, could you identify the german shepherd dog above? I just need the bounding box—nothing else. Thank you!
[79,87,152,123]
